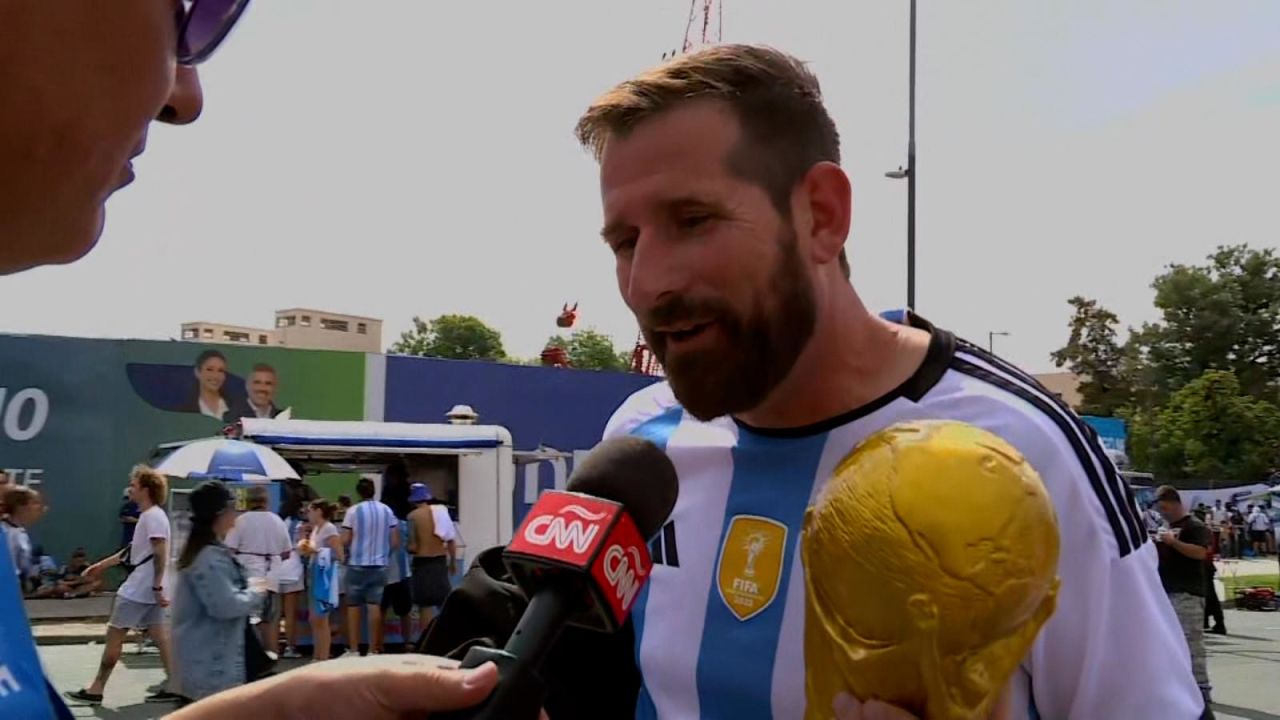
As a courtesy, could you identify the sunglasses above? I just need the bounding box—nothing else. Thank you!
[176,0,252,65]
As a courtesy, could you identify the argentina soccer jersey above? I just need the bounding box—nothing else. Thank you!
[606,314,1200,719]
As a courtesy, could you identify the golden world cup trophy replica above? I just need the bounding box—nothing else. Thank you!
[802,420,1061,720]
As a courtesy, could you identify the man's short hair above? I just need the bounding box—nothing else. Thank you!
[246,485,269,510]
[131,465,169,506]
[250,363,276,377]
[355,478,376,500]
[1154,485,1182,504]
[574,43,849,278]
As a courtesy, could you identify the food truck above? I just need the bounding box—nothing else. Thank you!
[155,414,558,650]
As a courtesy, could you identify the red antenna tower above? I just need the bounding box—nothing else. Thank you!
[683,0,723,53]
[640,2,724,374]
[664,0,723,59]
[630,332,664,377]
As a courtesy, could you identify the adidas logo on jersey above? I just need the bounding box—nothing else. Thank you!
[649,519,680,568]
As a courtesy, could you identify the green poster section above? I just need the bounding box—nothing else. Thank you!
[0,335,366,564]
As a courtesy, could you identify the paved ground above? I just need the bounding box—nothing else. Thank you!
[38,608,1280,719]
[1208,609,1280,720]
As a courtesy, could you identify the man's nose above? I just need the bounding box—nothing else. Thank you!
[624,233,687,313]
[158,65,204,125]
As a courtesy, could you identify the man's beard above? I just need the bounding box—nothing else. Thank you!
[641,227,818,422]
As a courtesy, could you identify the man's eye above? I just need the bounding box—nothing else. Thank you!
[608,235,637,254]
[678,214,711,229]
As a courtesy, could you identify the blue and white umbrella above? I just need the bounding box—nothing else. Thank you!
[155,438,299,482]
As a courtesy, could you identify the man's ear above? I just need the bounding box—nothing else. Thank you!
[796,161,852,269]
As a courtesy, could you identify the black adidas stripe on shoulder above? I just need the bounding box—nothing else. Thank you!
[955,343,1146,541]
[951,348,1147,558]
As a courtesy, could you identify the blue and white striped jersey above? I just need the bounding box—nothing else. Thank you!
[386,518,411,584]
[604,313,1203,720]
[342,500,397,567]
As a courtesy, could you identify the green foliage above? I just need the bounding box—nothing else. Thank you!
[1050,296,1132,416]
[1138,245,1280,401]
[545,329,631,372]
[390,314,506,361]
[1127,371,1280,484]
[1057,244,1280,483]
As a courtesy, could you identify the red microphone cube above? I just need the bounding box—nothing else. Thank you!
[504,490,653,633]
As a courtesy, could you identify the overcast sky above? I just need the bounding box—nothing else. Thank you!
[3,0,1278,372]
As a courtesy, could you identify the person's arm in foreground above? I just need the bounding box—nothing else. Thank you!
[166,657,548,720]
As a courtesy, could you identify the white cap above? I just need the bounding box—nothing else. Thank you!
[446,404,479,425]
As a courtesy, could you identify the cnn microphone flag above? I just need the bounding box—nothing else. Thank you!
[504,490,652,632]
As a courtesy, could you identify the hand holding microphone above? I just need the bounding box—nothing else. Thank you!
[434,435,679,720]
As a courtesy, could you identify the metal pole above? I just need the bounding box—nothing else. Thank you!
[906,0,917,311]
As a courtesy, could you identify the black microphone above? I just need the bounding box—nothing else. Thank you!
[434,435,678,720]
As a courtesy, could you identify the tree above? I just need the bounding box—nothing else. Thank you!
[544,329,631,371]
[1138,245,1280,402]
[390,314,506,361]
[1050,297,1133,416]
[1127,370,1280,485]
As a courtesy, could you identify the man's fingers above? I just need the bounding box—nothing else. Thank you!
[833,694,920,720]
[832,693,864,719]
[862,701,919,720]
[370,659,499,712]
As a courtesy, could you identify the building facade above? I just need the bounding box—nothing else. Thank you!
[181,308,383,353]
[1033,371,1083,410]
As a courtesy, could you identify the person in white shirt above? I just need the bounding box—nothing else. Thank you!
[298,499,346,661]
[66,466,179,705]
[1247,506,1272,556]
[225,485,293,655]
[277,508,309,659]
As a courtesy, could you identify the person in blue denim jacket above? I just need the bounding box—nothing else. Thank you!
[172,481,267,702]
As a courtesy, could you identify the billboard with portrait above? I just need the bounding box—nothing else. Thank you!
[0,332,658,563]
[0,335,366,562]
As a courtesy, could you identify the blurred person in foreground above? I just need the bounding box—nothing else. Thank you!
[570,43,1203,719]
[171,481,268,704]
[0,1,499,716]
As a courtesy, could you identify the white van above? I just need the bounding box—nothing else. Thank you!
[237,417,516,574]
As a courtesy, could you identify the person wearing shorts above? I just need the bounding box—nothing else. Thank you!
[277,512,308,659]
[406,483,458,631]
[378,513,413,649]
[300,500,344,661]
[341,479,399,655]
[66,467,181,706]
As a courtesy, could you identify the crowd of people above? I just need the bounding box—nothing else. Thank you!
[0,462,462,708]
[1149,486,1280,715]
